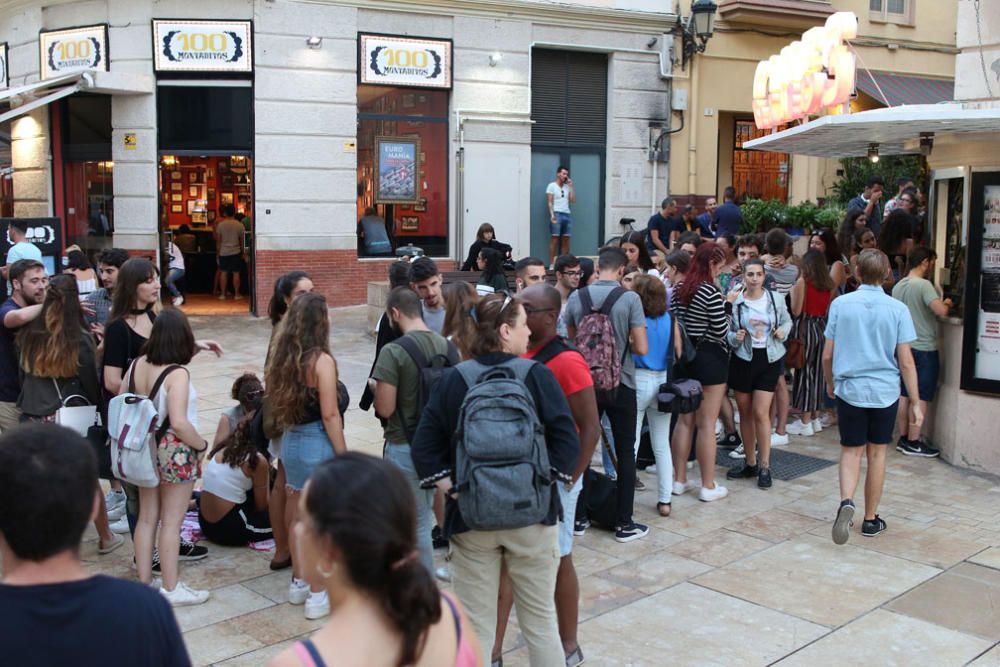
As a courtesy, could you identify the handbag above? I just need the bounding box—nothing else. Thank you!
[658,378,704,415]
[53,379,98,437]
[785,318,806,370]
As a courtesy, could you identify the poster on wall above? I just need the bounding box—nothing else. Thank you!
[0,43,8,89]
[963,175,1000,393]
[375,137,420,204]
[359,34,452,89]
[39,25,109,80]
[152,20,252,73]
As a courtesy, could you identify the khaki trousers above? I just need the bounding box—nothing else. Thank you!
[450,523,562,666]
[0,401,21,433]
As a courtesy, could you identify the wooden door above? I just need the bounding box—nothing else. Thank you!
[733,120,790,202]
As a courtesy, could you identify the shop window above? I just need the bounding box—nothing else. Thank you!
[935,177,965,317]
[157,86,253,152]
[869,0,912,25]
[0,118,11,217]
[58,95,113,254]
[357,85,448,257]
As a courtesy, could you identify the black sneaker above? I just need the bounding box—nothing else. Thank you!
[897,439,941,458]
[133,549,161,573]
[832,499,855,545]
[862,515,887,537]
[634,477,646,490]
[614,522,649,543]
[757,467,772,489]
[573,519,590,537]
[431,526,449,550]
[719,432,742,449]
[895,435,908,453]
[726,463,758,480]
[178,540,208,561]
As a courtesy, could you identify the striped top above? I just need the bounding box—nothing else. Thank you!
[672,281,730,350]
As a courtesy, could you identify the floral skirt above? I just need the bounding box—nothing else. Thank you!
[157,432,202,484]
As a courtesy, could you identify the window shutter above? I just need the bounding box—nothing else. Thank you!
[531,49,608,146]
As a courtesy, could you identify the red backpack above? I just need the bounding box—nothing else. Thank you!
[574,286,627,407]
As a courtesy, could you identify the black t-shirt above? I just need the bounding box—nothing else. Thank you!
[103,311,156,373]
[645,213,672,251]
[0,575,191,666]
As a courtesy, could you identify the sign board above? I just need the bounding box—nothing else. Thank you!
[153,20,252,73]
[752,12,857,130]
[962,173,1000,394]
[39,24,109,80]
[0,218,63,279]
[359,34,452,89]
[375,136,420,204]
[0,43,8,90]
[124,133,137,150]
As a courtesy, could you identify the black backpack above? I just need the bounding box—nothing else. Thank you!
[393,335,460,442]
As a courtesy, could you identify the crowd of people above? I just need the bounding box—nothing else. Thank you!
[0,173,947,666]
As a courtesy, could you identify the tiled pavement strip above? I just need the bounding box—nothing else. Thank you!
[77,306,1000,666]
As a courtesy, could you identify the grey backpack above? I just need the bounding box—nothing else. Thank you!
[453,358,552,531]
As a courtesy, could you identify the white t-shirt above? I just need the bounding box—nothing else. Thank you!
[167,242,185,271]
[742,294,772,349]
[546,182,571,214]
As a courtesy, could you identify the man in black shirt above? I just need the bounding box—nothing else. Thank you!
[0,423,190,666]
[646,197,679,255]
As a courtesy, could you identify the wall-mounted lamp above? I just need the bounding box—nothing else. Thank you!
[919,132,934,157]
[489,52,502,67]
[677,0,719,70]
[306,36,323,49]
[868,143,880,164]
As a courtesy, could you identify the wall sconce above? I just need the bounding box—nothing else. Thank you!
[919,132,934,157]
[677,0,719,70]
[489,52,502,67]
[306,36,323,49]
[868,143,880,163]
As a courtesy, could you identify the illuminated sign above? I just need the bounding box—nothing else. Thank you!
[752,12,857,130]
[39,25,109,80]
[359,34,452,89]
[153,20,252,73]
[0,43,8,89]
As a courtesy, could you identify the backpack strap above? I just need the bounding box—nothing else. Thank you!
[149,364,185,442]
[394,335,428,370]
[577,286,594,314]
[598,286,627,317]
[531,336,573,367]
[392,335,456,444]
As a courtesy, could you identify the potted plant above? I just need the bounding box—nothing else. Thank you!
[784,201,820,235]
[740,198,785,234]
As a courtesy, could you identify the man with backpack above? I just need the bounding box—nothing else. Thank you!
[563,247,649,542]
[372,287,457,572]
[411,292,579,666]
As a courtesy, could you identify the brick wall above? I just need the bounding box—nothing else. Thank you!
[254,249,456,313]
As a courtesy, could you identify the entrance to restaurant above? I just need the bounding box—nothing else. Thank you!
[156,83,253,313]
[732,118,790,201]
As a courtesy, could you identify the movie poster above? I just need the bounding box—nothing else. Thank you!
[976,185,1000,379]
[375,137,420,204]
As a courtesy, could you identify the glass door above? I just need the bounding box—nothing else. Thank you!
[530,149,605,261]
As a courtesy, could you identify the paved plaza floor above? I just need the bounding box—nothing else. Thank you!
[80,306,1000,666]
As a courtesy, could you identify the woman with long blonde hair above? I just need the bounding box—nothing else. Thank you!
[264,292,347,621]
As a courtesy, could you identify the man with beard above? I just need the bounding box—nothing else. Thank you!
[0,259,48,431]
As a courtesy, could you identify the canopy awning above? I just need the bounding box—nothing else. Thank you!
[0,70,152,124]
[855,70,954,107]
[743,103,1000,157]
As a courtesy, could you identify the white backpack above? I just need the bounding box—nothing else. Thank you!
[107,363,183,488]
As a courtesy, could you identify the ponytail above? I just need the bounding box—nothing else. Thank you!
[382,552,442,665]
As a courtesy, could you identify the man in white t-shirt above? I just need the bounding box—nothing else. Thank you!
[165,239,186,307]
[546,166,575,267]
[2,220,43,296]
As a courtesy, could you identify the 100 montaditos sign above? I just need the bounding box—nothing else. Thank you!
[153,20,252,73]
[359,34,452,89]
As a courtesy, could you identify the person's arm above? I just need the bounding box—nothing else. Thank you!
[104,365,125,396]
[566,385,599,484]
[164,371,208,451]
[774,295,792,340]
[461,241,481,272]
[194,340,224,357]
[412,373,461,494]
[627,294,649,356]
[650,228,668,255]
[212,414,232,447]
[669,228,680,248]
[531,365,579,483]
[547,190,556,223]
[790,277,805,317]
[673,319,683,360]
[564,292,580,340]
[929,297,952,318]
[822,338,836,399]
[249,455,270,512]
[896,343,924,427]
[373,380,397,419]
[629,325,649,357]
[567,178,576,204]
[3,303,42,329]
[830,261,846,291]
[315,353,348,454]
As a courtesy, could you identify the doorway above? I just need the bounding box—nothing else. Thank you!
[529,151,604,260]
[732,119,790,201]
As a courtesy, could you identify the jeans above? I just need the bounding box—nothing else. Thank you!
[587,384,637,527]
[384,442,435,573]
[600,414,616,477]
[282,421,334,490]
[634,369,673,504]
[165,268,185,298]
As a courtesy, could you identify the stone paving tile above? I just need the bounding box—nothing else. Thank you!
[773,609,993,667]
[212,637,301,667]
[595,549,712,595]
[693,534,942,627]
[886,562,1000,641]
[969,547,1000,571]
[726,508,826,543]
[665,527,774,567]
[968,645,1000,666]
[173,583,275,632]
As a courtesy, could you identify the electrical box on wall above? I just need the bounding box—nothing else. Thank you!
[671,88,689,111]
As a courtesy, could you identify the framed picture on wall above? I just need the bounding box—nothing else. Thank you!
[374,136,420,204]
[414,197,427,212]
[189,186,199,197]
[171,193,182,202]
[171,204,182,213]
[218,160,228,172]
[171,182,182,191]
[192,212,207,224]
[208,188,215,198]
[206,168,214,179]
[188,172,198,183]
[171,171,181,180]
[208,211,216,222]
[400,216,419,231]
[220,193,234,205]
[221,175,233,187]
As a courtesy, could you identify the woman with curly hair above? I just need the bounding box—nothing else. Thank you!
[265,292,347,620]
[838,209,868,264]
[879,209,916,282]
[809,228,847,292]
[212,372,264,447]
[441,281,478,360]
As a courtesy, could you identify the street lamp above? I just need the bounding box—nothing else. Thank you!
[679,0,719,70]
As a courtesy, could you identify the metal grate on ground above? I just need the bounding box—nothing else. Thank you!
[715,447,837,481]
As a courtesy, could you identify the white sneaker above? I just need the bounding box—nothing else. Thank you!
[698,483,729,502]
[734,410,741,425]
[109,515,130,534]
[671,479,699,496]
[812,419,823,433]
[304,591,330,619]
[105,489,126,512]
[172,296,184,306]
[714,419,723,438]
[106,501,126,521]
[686,461,694,470]
[288,579,310,605]
[771,431,790,447]
[161,582,210,607]
[646,464,657,473]
[434,566,452,583]
[786,419,814,437]
[728,443,746,459]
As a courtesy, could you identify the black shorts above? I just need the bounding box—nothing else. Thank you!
[685,343,729,386]
[836,398,899,447]
[728,348,782,393]
[218,254,243,273]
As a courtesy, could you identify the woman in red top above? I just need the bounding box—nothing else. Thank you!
[787,250,835,437]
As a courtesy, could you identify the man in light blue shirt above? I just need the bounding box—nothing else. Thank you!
[822,249,921,546]
[2,220,43,296]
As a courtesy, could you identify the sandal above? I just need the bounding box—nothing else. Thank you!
[270,555,293,571]
[657,502,672,517]
[98,533,125,555]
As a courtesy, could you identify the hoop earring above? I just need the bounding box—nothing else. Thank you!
[317,561,337,579]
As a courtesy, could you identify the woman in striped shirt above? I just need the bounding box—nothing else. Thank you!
[669,241,731,503]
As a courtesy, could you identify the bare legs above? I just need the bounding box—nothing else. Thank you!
[672,384,727,488]
[269,462,290,565]
[135,481,194,590]
[95,486,115,548]
[897,397,928,441]
[671,413,695,484]
[774,376,789,435]
[838,444,888,521]
[286,486,321,594]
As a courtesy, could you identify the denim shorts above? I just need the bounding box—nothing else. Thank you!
[558,477,583,557]
[900,349,940,402]
[836,398,899,447]
[281,420,334,490]
[550,212,572,237]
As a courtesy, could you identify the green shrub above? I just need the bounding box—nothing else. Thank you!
[740,198,785,233]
